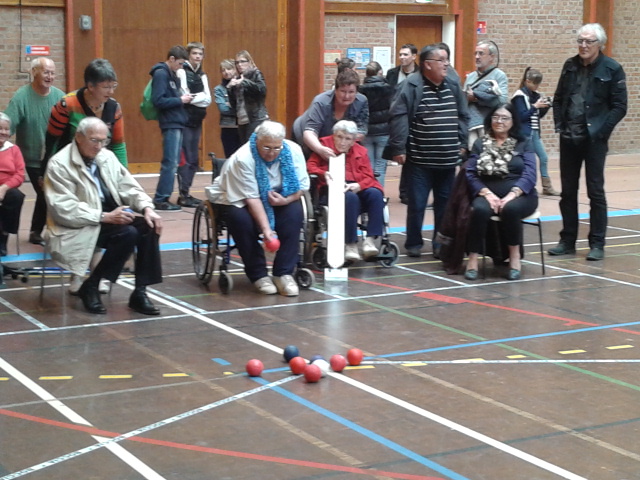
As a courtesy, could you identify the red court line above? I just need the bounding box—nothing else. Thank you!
[0,408,443,480]
[350,277,640,335]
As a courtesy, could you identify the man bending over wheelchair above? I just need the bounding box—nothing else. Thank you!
[307,120,385,262]
[206,121,309,296]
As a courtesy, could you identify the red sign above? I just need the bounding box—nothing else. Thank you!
[26,45,51,56]
[476,21,487,35]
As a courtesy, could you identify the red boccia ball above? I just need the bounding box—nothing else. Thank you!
[289,356,307,375]
[303,364,322,383]
[330,354,347,372]
[346,348,364,366]
[245,359,264,377]
[264,237,281,252]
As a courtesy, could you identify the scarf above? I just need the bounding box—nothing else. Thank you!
[250,133,300,229]
[476,135,517,177]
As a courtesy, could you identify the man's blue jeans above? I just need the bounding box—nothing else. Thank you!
[363,134,389,186]
[154,128,183,204]
[404,161,455,250]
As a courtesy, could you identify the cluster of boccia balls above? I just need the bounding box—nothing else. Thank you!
[245,345,365,383]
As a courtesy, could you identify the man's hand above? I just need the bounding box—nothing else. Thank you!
[181,94,193,104]
[143,207,163,235]
[102,206,135,225]
[466,89,477,102]
[392,154,406,165]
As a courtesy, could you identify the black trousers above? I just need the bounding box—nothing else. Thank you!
[0,188,25,234]
[91,217,162,287]
[26,167,46,235]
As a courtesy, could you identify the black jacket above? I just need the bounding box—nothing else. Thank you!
[385,63,419,88]
[150,62,188,130]
[229,68,269,124]
[553,53,627,142]
[358,76,394,136]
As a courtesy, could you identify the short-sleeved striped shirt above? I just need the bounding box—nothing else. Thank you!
[407,79,460,168]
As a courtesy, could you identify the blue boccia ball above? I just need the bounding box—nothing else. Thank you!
[283,345,300,362]
[309,354,325,363]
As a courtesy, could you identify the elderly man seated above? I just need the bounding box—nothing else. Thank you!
[307,120,385,262]
[44,117,163,315]
[206,120,309,296]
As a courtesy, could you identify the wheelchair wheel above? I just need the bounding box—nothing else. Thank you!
[300,191,316,266]
[311,246,327,270]
[192,201,217,285]
[378,241,400,268]
[219,268,233,294]
[295,268,315,289]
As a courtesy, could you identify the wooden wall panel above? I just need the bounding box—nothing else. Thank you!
[101,0,185,170]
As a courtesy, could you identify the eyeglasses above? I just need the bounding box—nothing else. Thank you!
[426,58,450,65]
[491,115,512,123]
[235,60,249,65]
[260,145,283,153]
[577,38,598,46]
[97,83,118,91]
[88,137,111,147]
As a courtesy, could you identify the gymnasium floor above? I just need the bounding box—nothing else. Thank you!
[0,156,639,480]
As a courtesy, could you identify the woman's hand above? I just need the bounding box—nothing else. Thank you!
[344,182,361,194]
[268,190,289,206]
[0,184,8,202]
[498,191,517,212]
[533,98,548,109]
[318,146,336,161]
[483,191,501,214]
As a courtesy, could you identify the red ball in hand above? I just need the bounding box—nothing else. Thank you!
[264,237,280,252]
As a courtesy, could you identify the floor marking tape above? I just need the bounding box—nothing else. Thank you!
[0,296,50,330]
[363,359,640,365]
[0,376,296,480]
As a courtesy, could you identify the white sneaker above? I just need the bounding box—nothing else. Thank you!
[345,243,361,262]
[273,275,299,296]
[68,274,83,295]
[363,237,379,259]
[99,279,111,294]
[254,276,277,295]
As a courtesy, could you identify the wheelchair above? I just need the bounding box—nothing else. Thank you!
[306,176,400,270]
[192,153,316,293]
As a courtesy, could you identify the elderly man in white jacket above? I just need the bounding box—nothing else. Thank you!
[44,117,163,315]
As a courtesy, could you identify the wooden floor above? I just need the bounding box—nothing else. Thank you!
[1,156,639,480]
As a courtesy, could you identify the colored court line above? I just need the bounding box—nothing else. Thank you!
[162,373,190,378]
[39,376,73,381]
[99,375,133,380]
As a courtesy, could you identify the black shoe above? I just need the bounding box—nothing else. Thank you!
[177,196,202,208]
[29,231,44,245]
[586,247,604,261]
[77,281,106,314]
[153,201,181,211]
[406,247,422,258]
[129,290,160,315]
[432,244,441,260]
[0,234,7,257]
[506,269,521,281]
[548,242,576,256]
[464,269,478,281]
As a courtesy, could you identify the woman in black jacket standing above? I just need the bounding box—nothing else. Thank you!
[228,50,269,143]
[358,61,394,185]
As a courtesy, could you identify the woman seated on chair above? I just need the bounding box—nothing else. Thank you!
[307,120,385,262]
[464,103,538,281]
[206,121,309,297]
[0,112,25,257]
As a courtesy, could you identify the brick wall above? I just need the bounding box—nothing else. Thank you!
[0,6,66,112]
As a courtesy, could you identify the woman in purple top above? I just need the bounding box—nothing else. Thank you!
[464,103,538,281]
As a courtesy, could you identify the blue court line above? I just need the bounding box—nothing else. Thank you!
[211,358,231,365]
[252,376,469,480]
[371,319,640,359]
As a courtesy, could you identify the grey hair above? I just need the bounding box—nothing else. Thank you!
[578,23,607,50]
[477,40,498,57]
[0,112,11,127]
[76,117,107,136]
[30,57,51,71]
[332,120,358,136]
[254,120,285,140]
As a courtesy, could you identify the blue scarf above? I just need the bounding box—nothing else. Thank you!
[250,133,300,229]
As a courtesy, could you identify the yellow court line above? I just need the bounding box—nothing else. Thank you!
[0,377,9,381]
[507,355,527,359]
[39,376,73,381]
[401,362,427,367]
[99,375,133,379]
[344,365,375,370]
[223,371,235,375]
[606,345,634,350]
[162,373,191,377]
[558,349,586,355]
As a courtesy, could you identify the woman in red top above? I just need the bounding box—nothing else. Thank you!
[0,112,26,256]
[307,120,384,262]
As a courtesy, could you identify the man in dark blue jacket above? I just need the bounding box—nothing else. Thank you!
[150,45,193,211]
[548,23,627,261]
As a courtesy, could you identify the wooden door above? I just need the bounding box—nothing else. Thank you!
[394,15,443,61]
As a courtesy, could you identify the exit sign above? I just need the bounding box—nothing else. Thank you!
[26,45,51,56]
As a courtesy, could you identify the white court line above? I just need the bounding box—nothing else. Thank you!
[0,356,166,480]
[0,376,296,480]
[0,296,49,330]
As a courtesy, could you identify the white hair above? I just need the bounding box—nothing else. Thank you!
[0,112,11,127]
[332,120,358,136]
[578,23,607,51]
[254,120,286,140]
[76,117,107,136]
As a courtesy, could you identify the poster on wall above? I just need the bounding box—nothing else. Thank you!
[346,48,371,69]
[324,49,343,66]
[477,21,487,34]
[373,47,392,74]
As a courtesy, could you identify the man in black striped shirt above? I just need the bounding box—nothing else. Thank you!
[386,44,469,258]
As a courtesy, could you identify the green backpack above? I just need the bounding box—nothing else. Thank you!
[140,79,159,121]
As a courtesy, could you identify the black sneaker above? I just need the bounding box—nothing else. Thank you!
[177,196,202,208]
[586,247,604,261]
[548,242,576,256]
[154,201,181,211]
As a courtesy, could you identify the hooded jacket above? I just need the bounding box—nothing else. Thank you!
[150,62,188,130]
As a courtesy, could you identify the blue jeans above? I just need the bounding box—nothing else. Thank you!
[363,134,389,185]
[154,128,183,203]
[178,125,202,198]
[531,130,549,178]
[345,188,384,243]
[405,162,455,250]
